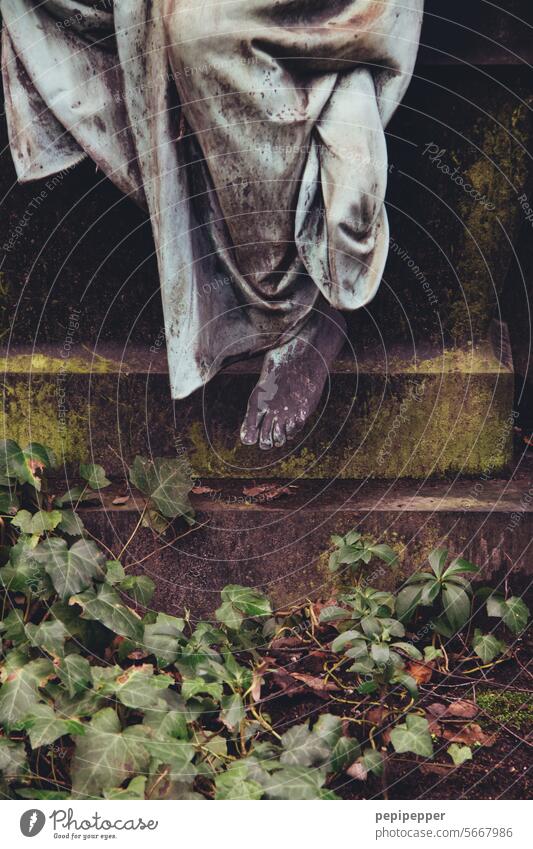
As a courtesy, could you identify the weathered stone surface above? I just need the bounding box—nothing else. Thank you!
[0,342,513,479]
[79,468,533,617]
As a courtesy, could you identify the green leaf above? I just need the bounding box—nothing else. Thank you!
[330,737,360,772]
[423,646,443,662]
[500,597,529,634]
[280,724,330,767]
[331,630,366,653]
[144,613,186,665]
[442,557,478,579]
[486,594,507,618]
[96,665,173,710]
[428,548,448,578]
[447,743,472,766]
[472,629,507,663]
[119,575,155,607]
[71,708,150,798]
[392,641,423,661]
[0,440,47,490]
[362,747,384,776]
[181,678,223,702]
[12,509,62,537]
[80,464,111,490]
[442,583,471,630]
[221,693,245,731]
[215,764,263,800]
[0,737,27,781]
[58,510,85,537]
[34,537,105,599]
[367,544,398,565]
[129,456,194,523]
[104,776,147,800]
[314,714,342,748]
[263,766,327,800]
[0,488,19,516]
[71,583,143,641]
[26,619,69,658]
[21,703,85,749]
[105,561,126,584]
[220,585,272,618]
[58,654,92,698]
[390,714,434,758]
[0,658,53,729]
[395,585,423,623]
[319,605,350,623]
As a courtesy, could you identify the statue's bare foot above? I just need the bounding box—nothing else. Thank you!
[240,305,346,450]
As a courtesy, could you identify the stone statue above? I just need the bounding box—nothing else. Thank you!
[1,0,424,449]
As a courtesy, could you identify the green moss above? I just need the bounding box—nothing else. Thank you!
[477,690,533,731]
[0,353,123,374]
[0,379,90,462]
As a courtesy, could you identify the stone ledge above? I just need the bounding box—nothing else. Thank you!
[77,467,533,617]
[0,342,513,480]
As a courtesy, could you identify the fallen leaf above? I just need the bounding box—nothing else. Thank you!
[420,762,453,776]
[445,700,478,719]
[191,486,220,495]
[112,495,131,506]
[366,707,385,726]
[443,723,496,747]
[270,636,304,650]
[426,703,447,718]
[242,484,297,501]
[347,761,368,781]
[272,668,307,697]
[406,661,433,684]
[290,672,339,695]
[251,661,269,703]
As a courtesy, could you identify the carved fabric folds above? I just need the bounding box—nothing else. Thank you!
[1,0,423,398]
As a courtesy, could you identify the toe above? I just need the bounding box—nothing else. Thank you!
[272,418,286,448]
[240,402,265,446]
[259,413,275,450]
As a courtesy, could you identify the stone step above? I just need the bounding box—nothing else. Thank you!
[78,464,533,617]
[0,339,514,480]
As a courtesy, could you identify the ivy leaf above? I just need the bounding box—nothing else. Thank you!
[58,654,92,698]
[0,658,54,729]
[70,583,143,642]
[144,613,186,665]
[12,509,63,537]
[79,464,111,490]
[93,665,173,710]
[330,737,360,772]
[119,575,155,608]
[390,714,434,758]
[105,560,126,584]
[500,597,529,634]
[104,776,147,800]
[362,747,384,776]
[58,510,85,537]
[215,763,263,800]
[263,766,328,800]
[280,724,330,767]
[26,619,69,659]
[221,693,245,731]
[33,537,105,599]
[0,737,27,781]
[129,456,194,524]
[472,629,507,663]
[181,678,223,702]
[71,708,150,798]
[21,703,85,749]
[0,440,52,490]
[447,743,472,766]
[220,585,272,618]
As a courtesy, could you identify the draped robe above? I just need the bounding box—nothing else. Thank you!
[1,0,423,398]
